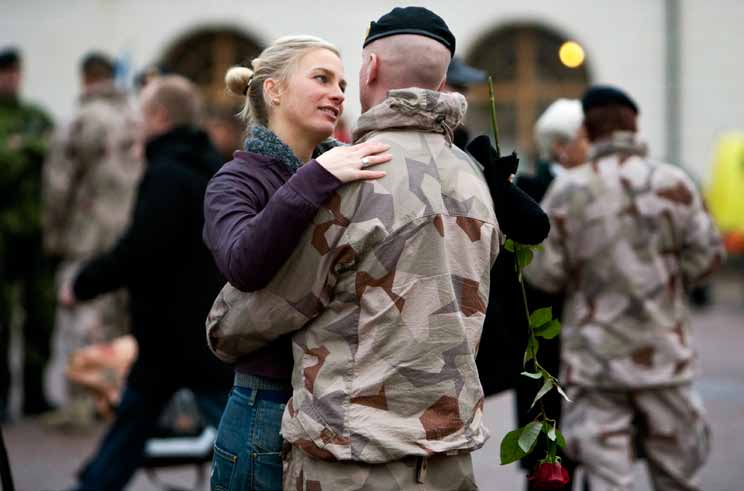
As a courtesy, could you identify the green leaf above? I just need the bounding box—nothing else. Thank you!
[535,320,561,340]
[516,247,534,269]
[529,307,553,329]
[523,336,539,367]
[521,371,543,380]
[504,239,515,252]
[530,377,554,409]
[547,422,557,442]
[555,383,571,402]
[555,428,567,449]
[518,421,543,453]
[500,428,527,465]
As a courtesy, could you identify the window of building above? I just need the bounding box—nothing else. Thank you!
[466,25,591,161]
[161,28,263,111]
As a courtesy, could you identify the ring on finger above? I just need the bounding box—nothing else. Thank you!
[360,157,370,166]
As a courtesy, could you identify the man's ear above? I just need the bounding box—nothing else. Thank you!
[153,103,170,128]
[436,77,446,91]
[366,53,379,85]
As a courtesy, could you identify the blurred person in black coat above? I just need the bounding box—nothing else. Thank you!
[476,99,588,490]
[57,75,232,491]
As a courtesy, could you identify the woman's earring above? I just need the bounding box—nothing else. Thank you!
[272,99,280,106]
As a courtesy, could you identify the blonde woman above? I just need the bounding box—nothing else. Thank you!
[203,36,390,490]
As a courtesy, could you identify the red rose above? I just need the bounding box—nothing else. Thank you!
[528,462,570,489]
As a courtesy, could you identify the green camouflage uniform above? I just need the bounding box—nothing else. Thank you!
[0,93,54,415]
[207,89,499,490]
[43,82,141,354]
[525,132,724,491]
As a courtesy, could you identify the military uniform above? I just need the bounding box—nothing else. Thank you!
[41,82,142,423]
[525,132,724,491]
[0,93,54,417]
[208,89,498,490]
[43,82,142,354]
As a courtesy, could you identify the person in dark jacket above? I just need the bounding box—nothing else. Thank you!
[57,75,233,491]
[476,98,588,490]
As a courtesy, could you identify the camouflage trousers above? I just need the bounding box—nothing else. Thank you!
[562,384,710,491]
[284,447,478,491]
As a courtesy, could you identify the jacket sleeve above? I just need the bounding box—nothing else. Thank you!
[206,191,353,363]
[677,174,725,287]
[203,159,341,292]
[73,167,189,300]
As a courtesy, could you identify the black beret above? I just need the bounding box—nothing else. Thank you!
[80,52,115,75]
[0,48,20,70]
[363,7,456,56]
[581,85,639,115]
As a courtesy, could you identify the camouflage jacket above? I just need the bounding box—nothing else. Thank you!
[207,88,499,462]
[525,132,724,389]
[0,95,53,240]
[42,82,143,258]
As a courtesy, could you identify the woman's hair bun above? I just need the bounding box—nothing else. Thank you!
[225,66,254,96]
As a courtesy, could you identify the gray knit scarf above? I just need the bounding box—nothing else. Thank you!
[244,126,341,174]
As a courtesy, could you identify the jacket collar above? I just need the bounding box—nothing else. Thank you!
[588,131,648,160]
[352,88,466,145]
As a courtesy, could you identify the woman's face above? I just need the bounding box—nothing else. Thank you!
[272,48,346,141]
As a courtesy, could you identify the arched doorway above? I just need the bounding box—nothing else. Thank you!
[466,24,591,161]
[160,27,263,111]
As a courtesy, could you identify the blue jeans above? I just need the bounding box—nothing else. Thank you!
[76,385,227,491]
[210,384,289,491]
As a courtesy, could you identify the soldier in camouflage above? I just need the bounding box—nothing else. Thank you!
[208,8,498,490]
[0,48,55,420]
[42,52,142,425]
[524,86,724,491]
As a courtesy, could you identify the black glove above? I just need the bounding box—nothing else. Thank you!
[467,135,550,245]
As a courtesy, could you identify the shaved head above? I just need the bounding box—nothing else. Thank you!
[359,34,451,112]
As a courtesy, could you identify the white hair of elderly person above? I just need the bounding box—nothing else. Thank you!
[534,98,585,165]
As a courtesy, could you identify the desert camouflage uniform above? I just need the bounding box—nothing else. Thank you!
[208,89,499,490]
[43,82,142,352]
[525,132,724,491]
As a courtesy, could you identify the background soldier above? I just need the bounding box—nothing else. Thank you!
[526,86,725,491]
[0,47,55,421]
[42,52,142,427]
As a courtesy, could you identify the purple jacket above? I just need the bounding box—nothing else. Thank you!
[203,150,341,380]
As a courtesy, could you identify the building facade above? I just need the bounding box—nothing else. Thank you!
[4,0,744,179]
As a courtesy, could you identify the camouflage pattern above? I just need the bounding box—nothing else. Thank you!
[42,83,139,415]
[284,446,478,490]
[42,82,143,259]
[1,94,55,415]
[562,384,710,491]
[524,132,722,491]
[0,95,53,242]
[207,88,499,464]
[524,132,724,389]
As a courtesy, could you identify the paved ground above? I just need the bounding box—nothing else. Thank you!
[3,274,743,491]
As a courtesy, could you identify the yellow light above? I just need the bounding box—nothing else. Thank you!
[559,41,585,68]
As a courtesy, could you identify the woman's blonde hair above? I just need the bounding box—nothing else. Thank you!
[225,35,340,127]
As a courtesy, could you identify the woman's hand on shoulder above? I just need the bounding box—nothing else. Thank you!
[316,141,392,183]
